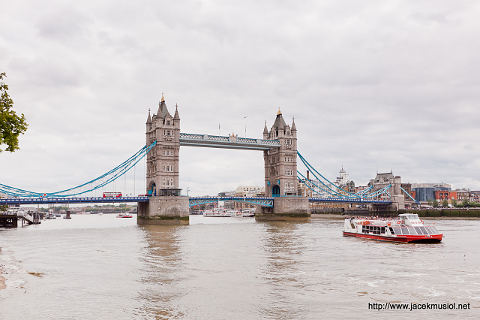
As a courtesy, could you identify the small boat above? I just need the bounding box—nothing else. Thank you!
[116,213,133,218]
[343,213,443,243]
[241,209,255,217]
[45,213,56,219]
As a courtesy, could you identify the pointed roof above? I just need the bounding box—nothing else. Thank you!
[272,109,287,130]
[291,116,296,131]
[174,104,180,119]
[146,108,152,123]
[157,96,172,119]
[263,121,268,134]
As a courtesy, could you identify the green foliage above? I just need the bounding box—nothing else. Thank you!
[0,72,28,152]
[442,199,449,208]
[432,200,439,208]
[451,199,457,207]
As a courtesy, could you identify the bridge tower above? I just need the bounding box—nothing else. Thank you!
[258,109,310,220]
[263,109,298,197]
[137,96,189,225]
[369,172,406,211]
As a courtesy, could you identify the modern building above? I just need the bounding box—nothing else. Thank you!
[411,183,451,202]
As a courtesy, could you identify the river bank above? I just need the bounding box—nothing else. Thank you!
[311,213,480,220]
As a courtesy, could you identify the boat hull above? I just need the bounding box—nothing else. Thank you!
[343,231,442,243]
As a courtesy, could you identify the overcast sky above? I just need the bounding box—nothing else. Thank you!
[1,0,479,197]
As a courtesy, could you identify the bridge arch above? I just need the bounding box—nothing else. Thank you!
[272,185,280,197]
[147,181,157,196]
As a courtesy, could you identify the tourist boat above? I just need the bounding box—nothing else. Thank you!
[116,213,133,218]
[203,208,232,217]
[343,213,443,243]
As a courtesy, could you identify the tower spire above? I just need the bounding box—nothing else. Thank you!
[291,116,296,131]
[263,120,268,134]
[174,103,180,119]
[147,108,152,123]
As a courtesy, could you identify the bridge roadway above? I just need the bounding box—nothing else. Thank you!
[0,196,149,205]
[1,196,392,206]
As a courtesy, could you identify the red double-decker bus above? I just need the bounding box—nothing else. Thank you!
[103,192,122,198]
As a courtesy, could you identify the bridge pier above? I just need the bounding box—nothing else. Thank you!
[256,197,310,221]
[137,196,189,225]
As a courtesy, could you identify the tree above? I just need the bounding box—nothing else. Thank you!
[0,72,28,152]
[442,199,449,208]
[451,199,457,207]
[432,200,439,208]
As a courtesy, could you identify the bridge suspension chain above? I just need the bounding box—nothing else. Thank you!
[296,151,392,200]
[0,141,156,198]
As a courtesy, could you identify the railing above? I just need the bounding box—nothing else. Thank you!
[180,132,280,150]
[0,196,150,205]
[189,196,274,208]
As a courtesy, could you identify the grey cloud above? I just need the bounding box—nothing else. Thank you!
[1,0,479,197]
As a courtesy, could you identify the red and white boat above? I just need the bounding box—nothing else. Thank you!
[343,213,443,243]
[116,213,133,218]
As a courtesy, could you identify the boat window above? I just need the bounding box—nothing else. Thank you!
[381,227,386,234]
[414,227,423,235]
[424,227,432,234]
[389,227,395,234]
[401,226,409,235]
[419,227,428,235]
[392,227,402,235]
[406,226,417,235]
[429,226,439,234]
[374,227,380,235]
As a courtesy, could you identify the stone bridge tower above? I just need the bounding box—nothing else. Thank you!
[263,109,298,197]
[138,95,189,225]
[257,109,310,220]
[369,172,405,211]
[145,95,181,196]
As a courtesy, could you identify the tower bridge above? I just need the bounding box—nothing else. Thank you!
[1,95,403,225]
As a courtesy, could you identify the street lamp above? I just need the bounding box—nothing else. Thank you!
[243,115,248,137]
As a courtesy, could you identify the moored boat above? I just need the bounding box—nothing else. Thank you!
[116,213,133,218]
[203,208,232,217]
[343,213,442,243]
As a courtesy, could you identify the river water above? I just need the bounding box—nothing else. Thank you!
[0,215,479,319]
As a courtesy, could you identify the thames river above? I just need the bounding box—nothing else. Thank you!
[0,215,479,319]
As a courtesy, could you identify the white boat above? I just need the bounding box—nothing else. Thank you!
[203,208,232,217]
[343,213,443,243]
